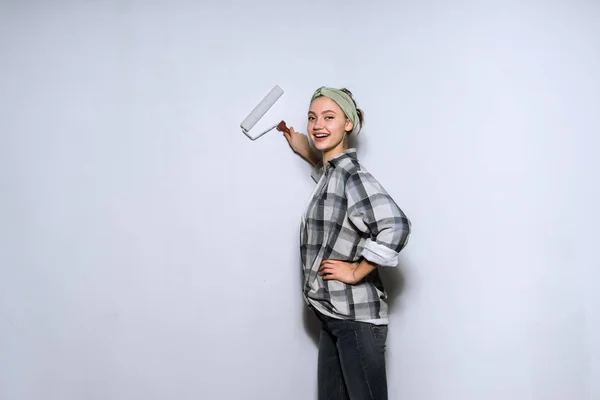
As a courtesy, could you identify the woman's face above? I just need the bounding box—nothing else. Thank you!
[307,96,354,154]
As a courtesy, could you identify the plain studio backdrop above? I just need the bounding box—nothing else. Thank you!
[1,1,599,399]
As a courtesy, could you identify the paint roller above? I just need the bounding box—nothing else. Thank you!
[240,84,290,140]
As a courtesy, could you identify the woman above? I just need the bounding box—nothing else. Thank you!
[283,87,411,400]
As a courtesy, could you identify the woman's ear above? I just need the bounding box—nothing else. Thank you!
[345,119,354,133]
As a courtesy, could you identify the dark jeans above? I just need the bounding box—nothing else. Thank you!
[315,311,388,400]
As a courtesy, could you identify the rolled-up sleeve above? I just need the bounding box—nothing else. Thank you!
[345,171,411,267]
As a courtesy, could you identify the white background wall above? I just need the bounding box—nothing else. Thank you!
[1,1,598,399]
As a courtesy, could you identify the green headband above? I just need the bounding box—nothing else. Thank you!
[311,87,360,135]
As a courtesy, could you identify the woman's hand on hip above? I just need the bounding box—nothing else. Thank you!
[318,260,360,284]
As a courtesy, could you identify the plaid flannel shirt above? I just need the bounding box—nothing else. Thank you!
[300,148,411,324]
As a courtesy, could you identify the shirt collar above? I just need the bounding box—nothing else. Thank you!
[327,148,357,168]
[311,148,358,183]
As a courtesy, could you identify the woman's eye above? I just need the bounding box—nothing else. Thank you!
[308,116,315,121]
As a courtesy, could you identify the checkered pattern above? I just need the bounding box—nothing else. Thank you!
[300,149,411,323]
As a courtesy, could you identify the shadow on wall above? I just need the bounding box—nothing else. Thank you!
[302,262,408,347]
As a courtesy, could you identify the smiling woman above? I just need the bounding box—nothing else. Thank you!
[283,87,411,400]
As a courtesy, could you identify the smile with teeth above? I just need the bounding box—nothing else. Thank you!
[314,133,330,139]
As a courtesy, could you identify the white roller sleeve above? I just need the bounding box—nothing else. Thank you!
[240,85,284,132]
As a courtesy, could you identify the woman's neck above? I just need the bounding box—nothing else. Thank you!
[322,143,347,167]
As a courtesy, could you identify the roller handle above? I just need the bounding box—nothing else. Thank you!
[276,120,290,134]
